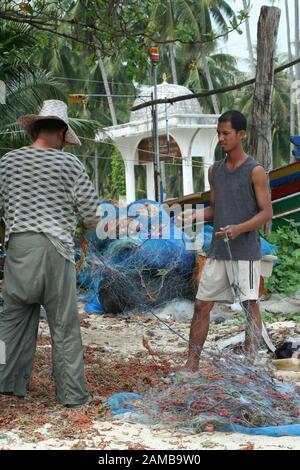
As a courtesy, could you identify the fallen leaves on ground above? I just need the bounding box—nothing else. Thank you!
[0,333,176,444]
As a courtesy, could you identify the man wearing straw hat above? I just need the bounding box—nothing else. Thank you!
[0,100,99,407]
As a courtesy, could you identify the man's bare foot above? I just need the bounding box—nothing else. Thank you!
[183,359,199,372]
[244,351,259,365]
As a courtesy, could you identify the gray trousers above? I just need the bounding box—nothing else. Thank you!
[0,232,88,406]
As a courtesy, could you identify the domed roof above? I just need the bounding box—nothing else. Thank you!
[130,79,203,123]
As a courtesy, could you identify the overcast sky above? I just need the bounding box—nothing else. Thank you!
[218,0,295,72]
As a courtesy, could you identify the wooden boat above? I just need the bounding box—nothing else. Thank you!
[270,161,300,229]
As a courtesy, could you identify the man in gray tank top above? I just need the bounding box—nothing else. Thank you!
[184,110,273,371]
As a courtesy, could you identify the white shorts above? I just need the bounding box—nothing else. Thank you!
[196,258,261,303]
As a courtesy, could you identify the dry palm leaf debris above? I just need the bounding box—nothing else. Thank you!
[0,335,175,442]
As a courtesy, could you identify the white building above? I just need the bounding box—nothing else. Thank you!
[96,79,219,203]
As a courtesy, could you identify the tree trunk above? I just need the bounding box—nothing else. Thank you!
[242,0,255,75]
[249,6,281,171]
[200,45,219,114]
[169,45,178,84]
[295,0,300,133]
[94,40,118,126]
[286,0,295,161]
[94,152,99,196]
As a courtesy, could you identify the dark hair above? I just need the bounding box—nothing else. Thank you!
[218,110,247,132]
[32,118,68,139]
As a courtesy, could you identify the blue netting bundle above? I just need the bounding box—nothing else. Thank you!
[76,200,277,314]
[0,249,5,279]
[76,199,197,314]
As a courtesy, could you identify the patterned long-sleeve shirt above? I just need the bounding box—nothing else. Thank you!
[0,146,99,263]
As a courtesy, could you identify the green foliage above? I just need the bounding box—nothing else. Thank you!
[0,0,293,199]
[110,148,126,199]
[225,315,244,326]
[265,220,300,295]
[224,311,300,325]
[262,312,300,323]
[0,0,155,69]
[0,22,37,80]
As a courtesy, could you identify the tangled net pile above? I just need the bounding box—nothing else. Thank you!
[75,199,198,314]
[134,351,300,432]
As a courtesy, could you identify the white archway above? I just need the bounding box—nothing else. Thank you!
[96,80,219,202]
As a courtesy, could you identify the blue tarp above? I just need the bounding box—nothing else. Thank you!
[106,392,142,415]
[201,225,277,257]
[84,293,104,314]
[226,423,300,437]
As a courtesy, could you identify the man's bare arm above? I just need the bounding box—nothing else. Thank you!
[203,166,215,222]
[188,166,214,224]
[238,165,273,233]
[176,166,214,226]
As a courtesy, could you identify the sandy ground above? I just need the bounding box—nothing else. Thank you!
[1,296,300,450]
[2,422,300,450]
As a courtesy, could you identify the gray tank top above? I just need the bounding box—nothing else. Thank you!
[209,156,262,260]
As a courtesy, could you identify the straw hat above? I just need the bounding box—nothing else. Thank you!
[18,99,81,146]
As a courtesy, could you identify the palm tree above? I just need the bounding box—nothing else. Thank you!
[295,0,300,133]
[94,47,118,126]
[242,0,255,75]
[175,0,236,114]
[149,0,236,114]
[0,21,66,154]
[0,21,37,81]
[66,0,118,127]
[285,0,295,160]
[0,70,101,156]
[0,18,102,187]
[149,0,179,84]
[30,0,126,195]
[185,51,244,112]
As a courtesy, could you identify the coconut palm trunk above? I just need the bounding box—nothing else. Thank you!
[242,0,255,75]
[94,151,99,196]
[286,0,295,160]
[167,0,178,84]
[95,46,118,126]
[200,45,219,114]
[169,45,178,84]
[295,0,300,133]
[93,35,117,195]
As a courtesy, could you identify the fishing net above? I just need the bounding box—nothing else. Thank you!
[76,199,198,314]
[104,350,300,435]
[136,351,300,432]
[75,199,300,434]
[76,198,277,315]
